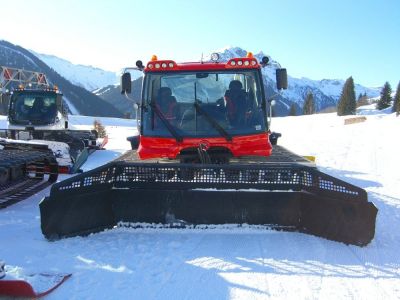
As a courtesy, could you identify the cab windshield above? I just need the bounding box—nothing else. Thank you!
[142,70,266,138]
[9,91,58,125]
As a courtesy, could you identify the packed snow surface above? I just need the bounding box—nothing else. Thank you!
[1,107,400,299]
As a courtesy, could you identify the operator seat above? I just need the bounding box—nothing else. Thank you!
[29,97,45,119]
[48,102,57,116]
[15,99,28,118]
[224,80,247,126]
[156,87,178,122]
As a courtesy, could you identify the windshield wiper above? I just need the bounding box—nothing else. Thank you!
[149,103,182,143]
[194,102,232,142]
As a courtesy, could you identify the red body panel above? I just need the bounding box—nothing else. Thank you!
[140,57,268,160]
[138,133,272,160]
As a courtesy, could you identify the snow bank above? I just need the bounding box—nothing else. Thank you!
[1,109,400,299]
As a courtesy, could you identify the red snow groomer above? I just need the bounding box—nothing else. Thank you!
[40,53,377,246]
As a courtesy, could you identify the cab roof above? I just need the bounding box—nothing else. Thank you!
[144,57,261,72]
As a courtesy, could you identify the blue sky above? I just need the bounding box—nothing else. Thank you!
[1,0,399,88]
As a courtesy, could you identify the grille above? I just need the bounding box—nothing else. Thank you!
[52,161,365,202]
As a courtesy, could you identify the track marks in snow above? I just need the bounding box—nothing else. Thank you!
[2,112,400,299]
[147,234,210,300]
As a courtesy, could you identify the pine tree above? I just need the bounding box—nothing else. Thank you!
[303,94,309,115]
[337,76,356,116]
[288,103,297,116]
[392,81,400,116]
[308,92,315,114]
[376,82,392,110]
[357,92,369,107]
[93,119,107,138]
[303,92,315,115]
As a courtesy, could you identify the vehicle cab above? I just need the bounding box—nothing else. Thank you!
[121,53,287,161]
[7,86,68,131]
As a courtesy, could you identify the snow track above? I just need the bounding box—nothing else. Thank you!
[1,108,400,299]
[2,192,400,299]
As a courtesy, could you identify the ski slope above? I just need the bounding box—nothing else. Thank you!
[1,107,400,299]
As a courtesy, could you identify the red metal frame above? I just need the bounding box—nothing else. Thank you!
[138,133,272,160]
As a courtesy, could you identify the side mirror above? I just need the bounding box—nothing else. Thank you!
[121,72,132,94]
[276,68,288,90]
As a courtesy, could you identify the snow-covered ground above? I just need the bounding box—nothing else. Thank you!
[1,107,400,299]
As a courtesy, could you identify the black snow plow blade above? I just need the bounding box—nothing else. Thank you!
[40,160,377,246]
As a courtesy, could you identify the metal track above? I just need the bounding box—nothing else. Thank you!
[0,146,58,209]
[0,179,52,208]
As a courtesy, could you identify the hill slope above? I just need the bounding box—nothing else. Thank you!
[32,51,118,91]
[0,40,122,117]
[94,77,142,118]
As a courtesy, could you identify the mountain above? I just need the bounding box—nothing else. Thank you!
[29,51,142,117]
[32,52,118,91]
[95,46,380,117]
[94,77,142,118]
[216,47,380,115]
[0,40,122,117]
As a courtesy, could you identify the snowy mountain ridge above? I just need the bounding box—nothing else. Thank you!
[0,40,122,117]
[94,46,382,117]
[213,47,381,111]
[31,45,380,107]
[23,44,381,116]
[31,51,119,92]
